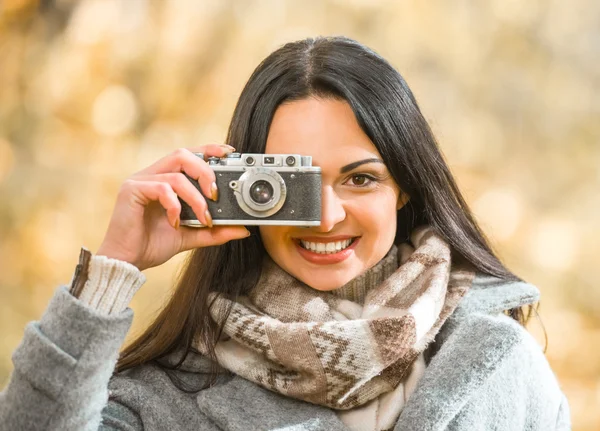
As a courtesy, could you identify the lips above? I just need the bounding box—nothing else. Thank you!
[293,236,360,265]
[298,238,355,254]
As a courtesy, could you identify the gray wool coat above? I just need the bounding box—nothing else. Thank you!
[0,274,570,431]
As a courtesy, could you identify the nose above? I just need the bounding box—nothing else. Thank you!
[317,185,346,232]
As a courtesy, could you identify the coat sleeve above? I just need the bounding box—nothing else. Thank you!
[0,286,143,431]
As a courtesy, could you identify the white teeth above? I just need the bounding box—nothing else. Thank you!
[299,238,354,254]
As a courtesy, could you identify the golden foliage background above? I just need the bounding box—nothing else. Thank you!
[1,1,598,429]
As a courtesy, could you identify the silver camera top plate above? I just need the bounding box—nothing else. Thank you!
[195,153,321,173]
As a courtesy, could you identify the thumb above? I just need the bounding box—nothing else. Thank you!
[180,226,251,250]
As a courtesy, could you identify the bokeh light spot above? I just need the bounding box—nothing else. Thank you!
[528,217,579,272]
[473,188,523,241]
[92,85,138,137]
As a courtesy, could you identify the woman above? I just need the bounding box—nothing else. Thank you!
[0,37,570,430]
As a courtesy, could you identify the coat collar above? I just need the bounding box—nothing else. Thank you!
[453,273,540,317]
[396,274,541,428]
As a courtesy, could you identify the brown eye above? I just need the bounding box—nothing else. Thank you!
[345,174,377,187]
[351,175,367,186]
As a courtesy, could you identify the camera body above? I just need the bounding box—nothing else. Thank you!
[179,153,321,227]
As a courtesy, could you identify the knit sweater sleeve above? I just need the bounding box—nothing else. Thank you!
[0,256,146,431]
[77,254,146,315]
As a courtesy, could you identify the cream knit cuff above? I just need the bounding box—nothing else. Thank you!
[77,255,146,315]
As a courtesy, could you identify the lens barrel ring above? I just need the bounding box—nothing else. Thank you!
[231,168,287,218]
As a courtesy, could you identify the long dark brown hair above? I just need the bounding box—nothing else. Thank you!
[117,36,536,384]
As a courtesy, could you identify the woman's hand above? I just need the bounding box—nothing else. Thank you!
[96,144,250,271]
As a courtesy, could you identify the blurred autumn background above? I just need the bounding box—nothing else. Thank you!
[0,0,598,428]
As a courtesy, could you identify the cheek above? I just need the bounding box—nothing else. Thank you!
[350,191,399,234]
[259,226,289,253]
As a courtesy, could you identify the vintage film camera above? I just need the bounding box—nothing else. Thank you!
[179,153,321,227]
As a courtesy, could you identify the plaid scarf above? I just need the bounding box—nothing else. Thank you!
[195,226,474,430]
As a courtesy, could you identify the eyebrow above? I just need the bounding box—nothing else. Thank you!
[339,158,385,173]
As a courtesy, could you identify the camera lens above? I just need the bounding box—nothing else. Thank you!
[235,168,286,217]
[246,156,255,166]
[249,180,273,204]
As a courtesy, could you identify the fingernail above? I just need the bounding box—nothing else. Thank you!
[220,144,235,152]
[204,209,213,228]
[245,229,251,237]
[173,218,180,230]
[210,182,219,201]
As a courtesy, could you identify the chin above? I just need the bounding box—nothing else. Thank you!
[300,279,344,292]
[293,265,357,292]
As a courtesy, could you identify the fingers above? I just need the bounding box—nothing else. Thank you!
[180,226,251,251]
[137,145,234,177]
[135,145,234,201]
[121,179,182,228]
[186,143,236,158]
[133,173,212,226]
[127,144,238,230]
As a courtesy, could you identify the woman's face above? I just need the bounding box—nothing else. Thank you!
[259,97,407,291]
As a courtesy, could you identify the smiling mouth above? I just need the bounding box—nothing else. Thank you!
[297,238,358,254]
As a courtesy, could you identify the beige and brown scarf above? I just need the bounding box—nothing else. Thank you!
[194,226,475,430]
